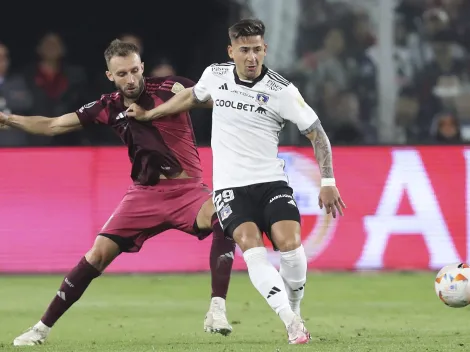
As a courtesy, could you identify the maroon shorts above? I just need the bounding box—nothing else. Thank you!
[99,178,212,253]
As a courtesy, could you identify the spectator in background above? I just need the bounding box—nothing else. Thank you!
[347,10,376,57]
[21,32,88,146]
[346,11,377,138]
[413,29,469,133]
[314,83,365,144]
[408,7,466,72]
[446,0,470,52]
[0,42,32,146]
[430,111,463,143]
[119,33,144,55]
[395,87,421,143]
[439,0,466,27]
[295,26,349,108]
[327,90,365,145]
[149,58,176,77]
[395,0,428,33]
[296,0,351,56]
[367,13,415,93]
[290,10,377,143]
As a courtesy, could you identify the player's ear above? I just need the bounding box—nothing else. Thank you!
[263,43,268,56]
[105,71,114,82]
[141,62,145,72]
[227,45,234,60]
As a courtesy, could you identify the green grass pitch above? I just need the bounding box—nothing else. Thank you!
[0,272,469,351]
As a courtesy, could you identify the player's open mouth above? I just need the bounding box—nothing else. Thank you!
[247,66,257,71]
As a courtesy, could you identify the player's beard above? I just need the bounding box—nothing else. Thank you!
[117,76,144,99]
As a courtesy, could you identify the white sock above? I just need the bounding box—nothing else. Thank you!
[279,245,307,316]
[210,297,226,311]
[243,247,296,327]
[35,321,51,332]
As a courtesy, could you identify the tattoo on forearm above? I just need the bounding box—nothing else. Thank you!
[310,121,334,178]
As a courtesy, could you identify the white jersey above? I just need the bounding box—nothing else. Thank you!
[193,62,319,191]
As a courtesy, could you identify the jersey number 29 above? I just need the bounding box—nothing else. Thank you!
[214,190,235,212]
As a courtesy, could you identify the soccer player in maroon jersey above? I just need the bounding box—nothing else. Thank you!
[0,39,236,346]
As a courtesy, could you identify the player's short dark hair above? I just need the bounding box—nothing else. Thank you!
[228,19,265,41]
[104,39,140,65]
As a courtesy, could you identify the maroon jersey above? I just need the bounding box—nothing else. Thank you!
[76,76,202,186]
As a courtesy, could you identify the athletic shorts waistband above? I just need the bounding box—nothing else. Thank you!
[133,177,204,188]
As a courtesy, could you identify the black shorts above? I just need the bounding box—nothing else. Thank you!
[213,181,301,248]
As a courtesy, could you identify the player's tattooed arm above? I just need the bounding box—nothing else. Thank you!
[305,120,334,179]
[0,112,81,136]
[305,119,346,217]
[128,88,212,121]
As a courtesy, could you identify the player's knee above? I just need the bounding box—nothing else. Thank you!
[276,237,301,252]
[85,235,121,272]
[271,220,302,252]
[232,222,264,252]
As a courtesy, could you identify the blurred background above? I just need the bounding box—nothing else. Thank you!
[0,0,469,273]
[1,0,470,148]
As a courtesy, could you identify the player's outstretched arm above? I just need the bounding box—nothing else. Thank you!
[306,120,346,217]
[127,88,212,121]
[0,112,82,136]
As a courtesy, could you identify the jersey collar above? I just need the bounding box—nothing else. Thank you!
[233,65,268,88]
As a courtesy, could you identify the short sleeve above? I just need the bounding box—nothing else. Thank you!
[279,84,319,135]
[156,76,196,102]
[75,95,108,126]
[173,76,195,88]
[192,66,213,103]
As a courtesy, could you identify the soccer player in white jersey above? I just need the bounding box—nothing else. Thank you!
[127,18,346,344]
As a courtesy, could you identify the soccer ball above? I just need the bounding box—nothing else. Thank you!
[435,263,470,308]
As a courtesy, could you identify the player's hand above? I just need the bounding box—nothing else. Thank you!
[126,103,152,121]
[0,111,9,123]
[0,111,11,129]
[318,186,346,218]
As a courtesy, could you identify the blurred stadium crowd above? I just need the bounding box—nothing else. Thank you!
[0,0,469,147]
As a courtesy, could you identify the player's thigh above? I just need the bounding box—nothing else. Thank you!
[195,192,215,231]
[213,186,258,241]
[232,221,264,252]
[99,186,169,253]
[262,181,302,251]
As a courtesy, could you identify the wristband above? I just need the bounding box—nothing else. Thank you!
[321,178,336,187]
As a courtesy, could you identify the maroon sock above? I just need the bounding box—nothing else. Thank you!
[210,214,235,300]
[41,257,101,327]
